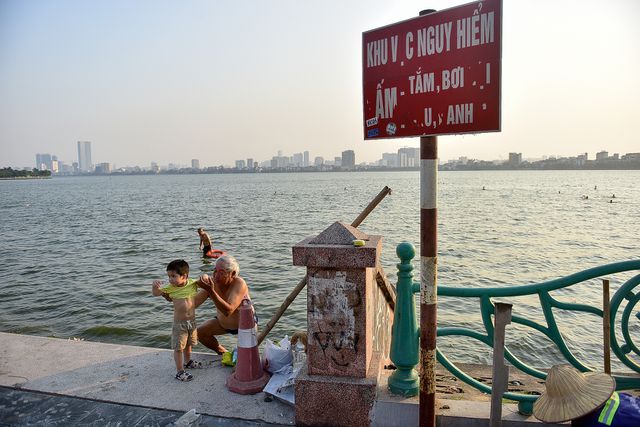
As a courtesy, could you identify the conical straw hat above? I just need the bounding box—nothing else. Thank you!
[533,365,615,423]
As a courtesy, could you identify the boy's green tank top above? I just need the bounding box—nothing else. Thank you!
[161,278,198,299]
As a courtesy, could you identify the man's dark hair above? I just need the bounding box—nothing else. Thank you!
[166,259,189,276]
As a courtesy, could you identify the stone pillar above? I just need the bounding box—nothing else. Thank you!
[292,221,385,426]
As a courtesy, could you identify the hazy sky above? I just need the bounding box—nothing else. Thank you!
[1,0,638,168]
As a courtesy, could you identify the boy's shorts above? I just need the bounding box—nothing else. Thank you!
[171,319,198,351]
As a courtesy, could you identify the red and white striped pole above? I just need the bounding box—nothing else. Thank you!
[418,11,438,426]
[420,132,438,427]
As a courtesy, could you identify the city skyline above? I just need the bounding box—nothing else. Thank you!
[1,0,639,168]
[27,142,639,174]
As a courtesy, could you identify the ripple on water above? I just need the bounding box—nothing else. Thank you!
[82,325,139,338]
[1,171,639,366]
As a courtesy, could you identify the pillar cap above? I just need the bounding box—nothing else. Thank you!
[308,221,369,245]
[293,222,381,268]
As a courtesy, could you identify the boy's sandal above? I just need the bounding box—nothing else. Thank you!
[175,370,193,382]
[184,360,204,369]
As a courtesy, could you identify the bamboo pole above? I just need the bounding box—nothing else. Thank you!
[603,279,611,375]
[351,186,392,228]
[256,186,392,346]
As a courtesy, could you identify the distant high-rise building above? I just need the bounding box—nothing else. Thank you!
[246,158,253,170]
[334,156,342,167]
[77,141,92,172]
[381,152,398,167]
[235,160,246,169]
[397,147,420,167]
[95,162,111,174]
[58,161,72,174]
[293,153,303,167]
[35,153,53,171]
[341,150,355,169]
[596,151,609,162]
[191,159,200,169]
[508,152,522,165]
[303,151,309,167]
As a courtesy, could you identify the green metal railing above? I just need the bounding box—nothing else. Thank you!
[393,243,640,414]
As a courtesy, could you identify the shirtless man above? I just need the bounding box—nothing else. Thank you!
[197,227,212,256]
[194,255,250,354]
[151,259,203,381]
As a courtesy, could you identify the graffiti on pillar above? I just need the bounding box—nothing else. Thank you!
[309,271,361,370]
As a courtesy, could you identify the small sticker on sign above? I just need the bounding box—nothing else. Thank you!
[386,123,397,136]
[367,128,379,138]
[366,117,378,127]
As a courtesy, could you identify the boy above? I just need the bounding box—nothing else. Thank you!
[197,228,212,256]
[152,259,203,381]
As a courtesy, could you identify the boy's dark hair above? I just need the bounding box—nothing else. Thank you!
[166,259,189,276]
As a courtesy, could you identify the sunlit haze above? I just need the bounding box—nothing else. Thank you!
[1,0,638,169]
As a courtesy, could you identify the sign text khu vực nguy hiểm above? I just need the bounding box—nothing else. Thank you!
[362,0,502,140]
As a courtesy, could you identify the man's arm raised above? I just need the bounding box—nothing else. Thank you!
[194,275,212,308]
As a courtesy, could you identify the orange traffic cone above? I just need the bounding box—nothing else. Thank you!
[226,299,270,394]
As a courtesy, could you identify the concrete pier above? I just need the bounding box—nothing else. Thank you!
[1,332,566,425]
[0,332,295,425]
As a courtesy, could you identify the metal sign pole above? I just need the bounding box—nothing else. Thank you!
[420,134,438,427]
[419,8,438,425]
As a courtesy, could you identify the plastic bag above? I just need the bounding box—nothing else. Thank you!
[221,348,237,367]
[263,335,293,374]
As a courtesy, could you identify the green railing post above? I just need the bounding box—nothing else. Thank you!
[388,242,421,396]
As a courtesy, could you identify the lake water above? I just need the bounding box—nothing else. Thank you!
[1,170,638,371]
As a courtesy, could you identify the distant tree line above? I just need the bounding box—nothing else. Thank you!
[0,167,51,178]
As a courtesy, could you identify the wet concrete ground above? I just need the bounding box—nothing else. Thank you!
[0,386,284,426]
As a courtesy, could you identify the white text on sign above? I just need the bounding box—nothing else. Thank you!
[366,11,495,68]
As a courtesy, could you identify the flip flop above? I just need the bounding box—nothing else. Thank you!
[175,370,193,381]
[184,359,204,369]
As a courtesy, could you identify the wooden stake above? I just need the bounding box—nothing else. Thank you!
[603,279,611,375]
[351,186,392,228]
[490,302,513,427]
[256,186,392,346]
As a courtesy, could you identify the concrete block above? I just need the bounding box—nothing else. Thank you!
[295,353,382,427]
